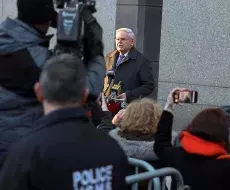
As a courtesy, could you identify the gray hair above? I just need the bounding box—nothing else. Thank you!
[116,28,135,40]
[39,54,87,105]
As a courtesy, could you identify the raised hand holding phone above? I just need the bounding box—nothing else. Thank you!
[165,88,188,111]
[165,88,198,113]
[173,90,198,104]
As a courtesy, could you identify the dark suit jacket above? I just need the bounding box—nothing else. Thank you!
[104,47,154,102]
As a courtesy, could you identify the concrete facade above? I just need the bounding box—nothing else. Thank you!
[159,0,230,130]
[0,0,17,20]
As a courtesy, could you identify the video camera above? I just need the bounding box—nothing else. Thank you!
[54,0,100,64]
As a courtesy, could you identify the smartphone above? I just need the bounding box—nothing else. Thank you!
[173,90,198,104]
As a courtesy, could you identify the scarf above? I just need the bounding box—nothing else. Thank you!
[180,131,230,160]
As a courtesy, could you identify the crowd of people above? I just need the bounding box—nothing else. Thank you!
[0,0,229,190]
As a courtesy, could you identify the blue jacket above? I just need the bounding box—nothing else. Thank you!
[0,18,105,159]
[0,18,106,95]
[0,18,52,66]
[0,18,50,157]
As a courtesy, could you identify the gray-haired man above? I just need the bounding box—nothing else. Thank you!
[104,28,155,104]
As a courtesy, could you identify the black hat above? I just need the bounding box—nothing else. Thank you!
[17,0,56,24]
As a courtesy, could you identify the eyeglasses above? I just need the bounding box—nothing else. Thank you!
[115,38,130,42]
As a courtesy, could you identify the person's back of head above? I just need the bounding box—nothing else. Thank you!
[185,108,229,150]
[119,98,162,139]
[17,0,56,33]
[34,54,89,114]
[110,98,162,161]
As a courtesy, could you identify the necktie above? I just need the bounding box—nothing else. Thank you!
[116,54,125,67]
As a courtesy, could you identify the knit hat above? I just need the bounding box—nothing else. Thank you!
[187,108,229,143]
[17,0,56,24]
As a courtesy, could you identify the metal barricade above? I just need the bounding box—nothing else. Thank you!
[126,167,187,190]
[126,157,161,190]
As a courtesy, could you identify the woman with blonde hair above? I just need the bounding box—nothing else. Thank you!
[109,98,177,161]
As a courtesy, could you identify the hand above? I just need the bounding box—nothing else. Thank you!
[117,93,127,101]
[96,93,102,106]
[165,88,188,112]
[112,109,126,126]
[101,93,109,111]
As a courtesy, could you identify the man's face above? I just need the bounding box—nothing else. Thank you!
[115,31,134,54]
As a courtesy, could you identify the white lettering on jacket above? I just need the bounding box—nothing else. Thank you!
[73,165,113,190]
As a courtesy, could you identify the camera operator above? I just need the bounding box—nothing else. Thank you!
[0,0,105,159]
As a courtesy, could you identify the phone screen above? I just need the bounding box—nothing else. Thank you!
[173,90,198,104]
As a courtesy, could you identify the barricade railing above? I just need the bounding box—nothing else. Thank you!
[126,157,161,190]
[127,167,187,190]
[126,158,188,190]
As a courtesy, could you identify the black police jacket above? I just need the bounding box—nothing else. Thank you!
[0,107,128,190]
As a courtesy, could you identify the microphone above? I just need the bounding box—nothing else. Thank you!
[107,69,115,84]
